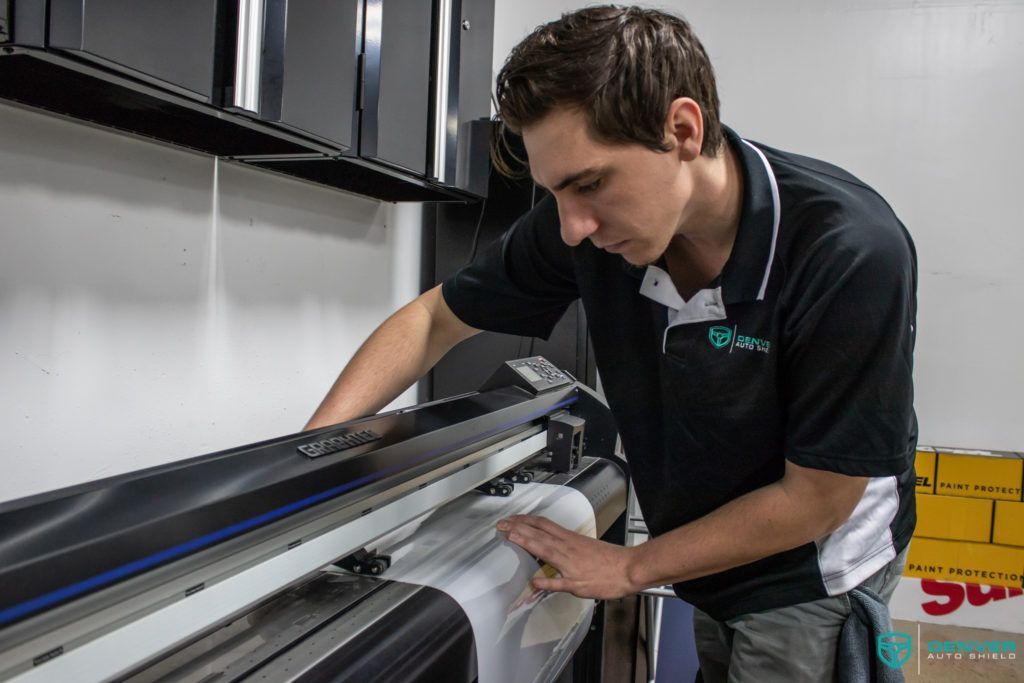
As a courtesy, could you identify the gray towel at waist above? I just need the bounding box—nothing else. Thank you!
[838,586,906,683]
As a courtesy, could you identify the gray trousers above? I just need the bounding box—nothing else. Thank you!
[693,548,907,683]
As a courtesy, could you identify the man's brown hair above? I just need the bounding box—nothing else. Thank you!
[493,5,723,176]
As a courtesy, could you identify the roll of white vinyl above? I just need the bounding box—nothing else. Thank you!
[365,482,598,683]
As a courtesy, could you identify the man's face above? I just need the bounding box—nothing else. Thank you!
[522,107,692,266]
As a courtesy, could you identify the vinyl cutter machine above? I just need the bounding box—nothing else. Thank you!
[0,358,631,682]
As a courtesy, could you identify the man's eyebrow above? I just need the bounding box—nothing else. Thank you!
[538,167,602,192]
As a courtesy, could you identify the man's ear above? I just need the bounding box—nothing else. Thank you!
[664,97,704,162]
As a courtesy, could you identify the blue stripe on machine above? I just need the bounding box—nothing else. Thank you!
[0,396,577,626]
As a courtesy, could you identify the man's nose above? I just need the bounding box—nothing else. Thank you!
[557,201,599,246]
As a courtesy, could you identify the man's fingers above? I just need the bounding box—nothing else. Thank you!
[505,515,570,537]
[532,575,571,593]
[507,525,560,562]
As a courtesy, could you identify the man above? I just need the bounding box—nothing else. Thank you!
[307,6,917,680]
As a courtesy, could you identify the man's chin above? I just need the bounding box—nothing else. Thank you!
[620,250,656,267]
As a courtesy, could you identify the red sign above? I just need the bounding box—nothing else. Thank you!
[921,579,1024,616]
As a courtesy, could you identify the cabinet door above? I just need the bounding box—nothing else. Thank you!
[255,0,360,150]
[450,0,494,195]
[48,0,219,101]
[361,0,434,175]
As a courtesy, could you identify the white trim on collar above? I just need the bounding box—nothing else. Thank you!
[639,266,728,353]
[740,139,781,301]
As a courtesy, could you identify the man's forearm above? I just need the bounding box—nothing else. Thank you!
[627,482,816,590]
[305,289,476,430]
[625,466,867,592]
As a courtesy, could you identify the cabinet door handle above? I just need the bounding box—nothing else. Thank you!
[233,0,265,113]
[432,0,454,183]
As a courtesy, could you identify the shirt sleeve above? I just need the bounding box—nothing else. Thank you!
[441,194,580,340]
[782,220,918,476]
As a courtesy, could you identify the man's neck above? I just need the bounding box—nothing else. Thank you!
[678,143,745,253]
[662,144,745,298]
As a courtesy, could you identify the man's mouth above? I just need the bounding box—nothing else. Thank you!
[601,240,629,253]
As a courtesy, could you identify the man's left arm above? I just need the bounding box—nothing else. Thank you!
[498,461,867,599]
[501,214,917,598]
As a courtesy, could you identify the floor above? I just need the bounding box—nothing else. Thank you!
[894,619,1022,682]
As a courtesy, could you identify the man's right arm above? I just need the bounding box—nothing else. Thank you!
[303,284,480,431]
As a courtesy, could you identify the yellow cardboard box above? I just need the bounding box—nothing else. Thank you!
[904,537,1024,588]
[934,448,1023,501]
[994,501,1024,547]
[915,447,936,494]
[914,494,993,543]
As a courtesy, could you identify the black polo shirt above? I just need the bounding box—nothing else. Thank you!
[442,126,918,621]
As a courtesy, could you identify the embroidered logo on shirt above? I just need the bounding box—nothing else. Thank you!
[708,326,733,349]
[708,325,772,353]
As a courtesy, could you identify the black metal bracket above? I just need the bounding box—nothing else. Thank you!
[548,411,585,473]
[337,547,392,576]
[508,469,534,484]
[475,477,514,497]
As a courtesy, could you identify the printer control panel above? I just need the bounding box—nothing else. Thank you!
[508,356,572,392]
[479,355,574,395]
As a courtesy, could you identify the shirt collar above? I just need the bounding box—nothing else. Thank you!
[719,125,780,304]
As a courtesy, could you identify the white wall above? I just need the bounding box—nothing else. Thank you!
[0,102,420,502]
[493,0,1024,451]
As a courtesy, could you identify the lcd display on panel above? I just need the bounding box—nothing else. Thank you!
[518,366,542,382]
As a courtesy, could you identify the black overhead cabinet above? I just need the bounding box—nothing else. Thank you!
[361,0,492,182]
[0,0,494,202]
[251,0,495,199]
[361,0,434,175]
[48,0,220,101]
[227,0,361,151]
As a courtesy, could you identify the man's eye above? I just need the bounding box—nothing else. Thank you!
[577,179,601,194]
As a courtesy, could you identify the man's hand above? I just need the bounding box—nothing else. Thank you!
[496,515,639,600]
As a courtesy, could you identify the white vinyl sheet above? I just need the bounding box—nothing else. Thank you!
[362,482,598,683]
